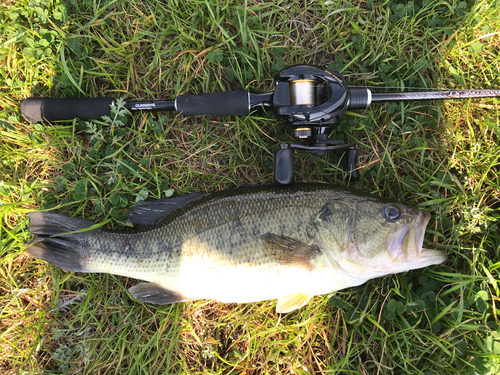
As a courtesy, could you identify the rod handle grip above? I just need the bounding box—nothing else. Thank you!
[176,91,250,116]
[21,97,113,123]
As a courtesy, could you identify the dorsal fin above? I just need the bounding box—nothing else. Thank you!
[128,192,208,226]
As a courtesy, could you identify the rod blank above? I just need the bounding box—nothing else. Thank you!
[370,88,500,102]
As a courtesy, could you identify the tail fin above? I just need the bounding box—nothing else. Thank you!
[27,212,100,273]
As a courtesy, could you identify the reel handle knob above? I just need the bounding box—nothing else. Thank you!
[346,147,360,182]
[274,146,294,185]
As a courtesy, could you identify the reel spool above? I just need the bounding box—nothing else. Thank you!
[289,79,317,105]
[289,79,317,140]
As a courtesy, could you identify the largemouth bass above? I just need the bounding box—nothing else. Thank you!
[27,183,446,313]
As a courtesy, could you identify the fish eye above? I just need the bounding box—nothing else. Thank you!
[384,205,401,221]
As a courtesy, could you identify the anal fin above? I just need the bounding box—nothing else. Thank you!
[129,283,192,305]
[276,293,312,313]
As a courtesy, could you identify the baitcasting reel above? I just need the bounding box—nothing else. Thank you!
[270,65,371,184]
[21,65,500,184]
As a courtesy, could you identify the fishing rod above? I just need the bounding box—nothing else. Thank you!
[21,65,500,184]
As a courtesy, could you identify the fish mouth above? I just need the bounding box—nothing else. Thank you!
[397,210,447,266]
[413,209,430,256]
[396,209,429,259]
[387,210,428,260]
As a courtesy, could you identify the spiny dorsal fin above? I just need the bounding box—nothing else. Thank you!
[128,192,208,226]
[128,283,192,304]
[261,233,321,271]
[276,293,312,313]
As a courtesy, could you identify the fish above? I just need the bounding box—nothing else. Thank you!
[27,183,447,313]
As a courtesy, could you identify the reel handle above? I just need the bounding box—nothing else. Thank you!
[274,144,361,184]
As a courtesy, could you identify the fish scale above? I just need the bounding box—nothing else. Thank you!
[27,183,447,313]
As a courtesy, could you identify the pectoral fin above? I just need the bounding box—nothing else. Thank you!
[129,283,192,304]
[276,293,312,313]
[261,233,321,271]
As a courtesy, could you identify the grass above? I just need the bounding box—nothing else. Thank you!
[1,0,499,373]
